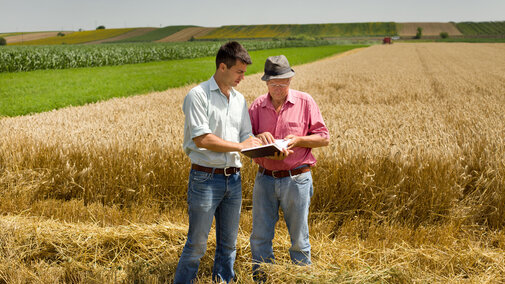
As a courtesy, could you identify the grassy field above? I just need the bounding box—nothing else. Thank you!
[0,45,363,117]
[0,43,504,282]
[9,28,135,45]
[197,23,397,39]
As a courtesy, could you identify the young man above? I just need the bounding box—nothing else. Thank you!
[248,55,330,281]
[175,41,261,284]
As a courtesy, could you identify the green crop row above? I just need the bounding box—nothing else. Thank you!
[0,40,341,73]
[456,21,505,36]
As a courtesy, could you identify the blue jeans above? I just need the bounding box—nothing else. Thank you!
[250,168,314,277]
[174,169,242,284]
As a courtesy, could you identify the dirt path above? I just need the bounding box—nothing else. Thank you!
[156,27,216,42]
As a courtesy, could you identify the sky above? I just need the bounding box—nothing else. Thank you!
[1,0,504,33]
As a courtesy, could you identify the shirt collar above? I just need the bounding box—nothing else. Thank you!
[261,89,295,108]
[210,76,236,98]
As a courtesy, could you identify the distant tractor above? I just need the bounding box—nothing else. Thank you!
[383,37,392,44]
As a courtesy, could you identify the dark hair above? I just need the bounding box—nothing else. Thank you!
[216,41,252,69]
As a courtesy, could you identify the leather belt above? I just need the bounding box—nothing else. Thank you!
[191,164,240,176]
[259,165,310,178]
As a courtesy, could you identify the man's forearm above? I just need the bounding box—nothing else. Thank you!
[193,133,242,152]
[297,134,329,148]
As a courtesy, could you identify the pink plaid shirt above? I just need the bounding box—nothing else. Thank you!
[248,89,329,171]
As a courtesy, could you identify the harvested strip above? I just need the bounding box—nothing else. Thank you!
[5,32,74,44]
[156,27,217,42]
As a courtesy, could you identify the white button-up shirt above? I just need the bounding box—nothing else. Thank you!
[182,76,253,168]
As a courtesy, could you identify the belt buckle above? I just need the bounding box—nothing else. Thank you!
[223,167,231,176]
[271,170,280,178]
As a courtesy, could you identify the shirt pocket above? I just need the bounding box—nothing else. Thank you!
[286,121,305,136]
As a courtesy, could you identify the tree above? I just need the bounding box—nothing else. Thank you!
[415,27,423,39]
[0,37,6,46]
[96,25,106,30]
[440,32,449,39]
[57,32,65,37]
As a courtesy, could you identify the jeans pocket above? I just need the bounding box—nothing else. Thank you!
[190,170,212,183]
[291,171,311,185]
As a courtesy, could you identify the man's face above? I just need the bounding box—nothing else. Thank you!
[221,60,247,88]
[267,78,291,101]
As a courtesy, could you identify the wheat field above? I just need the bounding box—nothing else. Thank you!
[1,43,505,283]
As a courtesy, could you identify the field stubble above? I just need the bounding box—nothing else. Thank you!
[1,43,505,282]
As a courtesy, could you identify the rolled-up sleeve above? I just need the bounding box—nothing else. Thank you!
[308,98,330,139]
[183,89,212,139]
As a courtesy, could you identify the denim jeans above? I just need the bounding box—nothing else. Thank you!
[250,168,314,277]
[174,169,242,284]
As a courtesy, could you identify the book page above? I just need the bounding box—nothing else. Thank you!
[274,139,290,149]
[242,139,290,151]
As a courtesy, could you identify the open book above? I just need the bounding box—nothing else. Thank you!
[241,139,291,158]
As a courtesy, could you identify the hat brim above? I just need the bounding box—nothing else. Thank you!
[261,70,295,81]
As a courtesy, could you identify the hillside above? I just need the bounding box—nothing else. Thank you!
[4,21,505,45]
[84,28,157,44]
[0,32,42,37]
[9,28,134,45]
[196,22,398,39]
[456,21,505,36]
[4,31,74,44]
[398,22,462,36]
[111,25,196,43]
[156,27,216,42]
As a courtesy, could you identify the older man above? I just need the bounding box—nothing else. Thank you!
[248,55,330,280]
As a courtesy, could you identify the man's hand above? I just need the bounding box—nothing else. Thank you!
[267,147,293,160]
[240,136,262,150]
[256,132,296,160]
[285,134,302,150]
[255,132,275,145]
